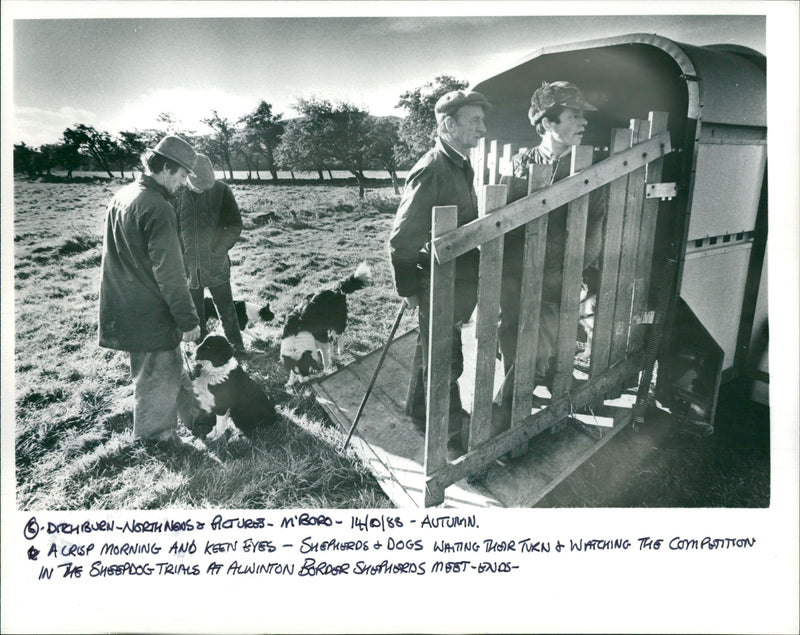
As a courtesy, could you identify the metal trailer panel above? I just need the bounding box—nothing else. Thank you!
[681,245,753,368]
[686,141,767,240]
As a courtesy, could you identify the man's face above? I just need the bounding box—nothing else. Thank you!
[543,107,587,148]
[448,104,487,152]
[164,167,190,194]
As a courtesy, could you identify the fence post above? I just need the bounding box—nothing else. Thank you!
[591,128,633,376]
[470,185,508,451]
[501,143,519,179]
[473,138,488,191]
[552,146,594,401]
[424,205,458,507]
[487,140,500,185]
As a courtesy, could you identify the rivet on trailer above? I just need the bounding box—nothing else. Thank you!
[313,33,767,508]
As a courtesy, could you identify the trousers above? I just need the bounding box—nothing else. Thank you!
[129,347,200,439]
[404,275,478,422]
[189,281,244,351]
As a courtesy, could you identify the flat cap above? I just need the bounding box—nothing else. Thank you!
[529,81,597,124]
[187,154,216,192]
[435,90,491,123]
[149,135,197,176]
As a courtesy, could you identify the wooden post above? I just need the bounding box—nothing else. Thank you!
[424,205,458,507]
[509,164,551,448]
[470,185,508,451]
[473,138,487,191]
[609,120,648,365]
[551,146,594,401]
[487,140,500,185]
[629,112,669,351]
[590,128,633,376]
[501,143,519,178]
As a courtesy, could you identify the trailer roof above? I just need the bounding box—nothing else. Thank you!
[473,32,765,127]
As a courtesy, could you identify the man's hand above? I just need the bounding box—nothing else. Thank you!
[403,295,419,310]
[182,326,202,343]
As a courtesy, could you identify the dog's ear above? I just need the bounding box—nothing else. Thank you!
[259,304,275,322]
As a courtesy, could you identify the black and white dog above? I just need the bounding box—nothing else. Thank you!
[203,297,274,332]
[192,335,277,440]
[280,261,371,381]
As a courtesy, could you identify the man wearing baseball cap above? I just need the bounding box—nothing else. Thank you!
[176,154,246,359]
[497,81,607,413]
[98,135,203,443]
[388,89,490,456]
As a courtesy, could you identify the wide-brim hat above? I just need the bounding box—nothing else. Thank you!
[435,90,491,123]
[148,135,197,176]
[187,154,216,192]
[530,81,597,124]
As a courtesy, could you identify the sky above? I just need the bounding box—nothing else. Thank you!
[3,2,771,147]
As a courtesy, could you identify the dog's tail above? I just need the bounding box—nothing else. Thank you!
[336,261,372,294]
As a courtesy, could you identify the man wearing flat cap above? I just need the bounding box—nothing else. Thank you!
[176,154,246,359]
[98,135,203,443]
[388,89,490,454]
[498,81,606,407]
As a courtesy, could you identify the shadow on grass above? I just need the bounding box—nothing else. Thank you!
[537,379,770,508]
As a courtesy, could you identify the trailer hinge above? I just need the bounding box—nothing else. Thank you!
[645,182,678,201]
[680,74,701,82]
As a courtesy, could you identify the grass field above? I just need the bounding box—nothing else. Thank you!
[12,178,770,510]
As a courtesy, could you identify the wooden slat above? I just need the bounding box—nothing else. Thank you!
[425,352,644,496]
[432,132,671,264]
[424,205,458,507]
[629,112,669,352]
[609,120,648,364]
[473,138,488,190]
[470,185,508,450]
[590,128,633,376]
[501,143,519,178]
[551,146,594,400]
[510,165,551,433]
[487,140,500,185]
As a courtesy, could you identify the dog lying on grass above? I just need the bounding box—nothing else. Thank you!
[191,335,277,441]
[280,261,371,382]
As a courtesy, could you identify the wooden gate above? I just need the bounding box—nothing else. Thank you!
[421,112,672,506]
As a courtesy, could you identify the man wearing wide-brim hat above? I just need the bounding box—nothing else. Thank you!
[98,135,203,443]
[176,154,246,358]
[497,80,607,417]
[388,89,491,457]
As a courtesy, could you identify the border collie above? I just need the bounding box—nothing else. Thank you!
[203,297,274,332]
[280,262,371,381]
[192,335,277,440]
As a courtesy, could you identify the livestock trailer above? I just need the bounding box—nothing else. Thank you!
[313,33,768,507]
[471,32,768,431]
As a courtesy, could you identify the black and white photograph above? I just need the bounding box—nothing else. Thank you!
[2,1,798,633]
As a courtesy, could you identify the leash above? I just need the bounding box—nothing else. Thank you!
[180,342,196,379]
[343,301,406,451]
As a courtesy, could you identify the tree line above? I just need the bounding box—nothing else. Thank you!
[14,76,467,197]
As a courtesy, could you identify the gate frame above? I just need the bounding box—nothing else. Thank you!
[422,113,671,506]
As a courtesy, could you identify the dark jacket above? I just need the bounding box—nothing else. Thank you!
[98,174,199,352]
[503,145,607,302]
[176,181,243,288]
[388,138,480,298]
